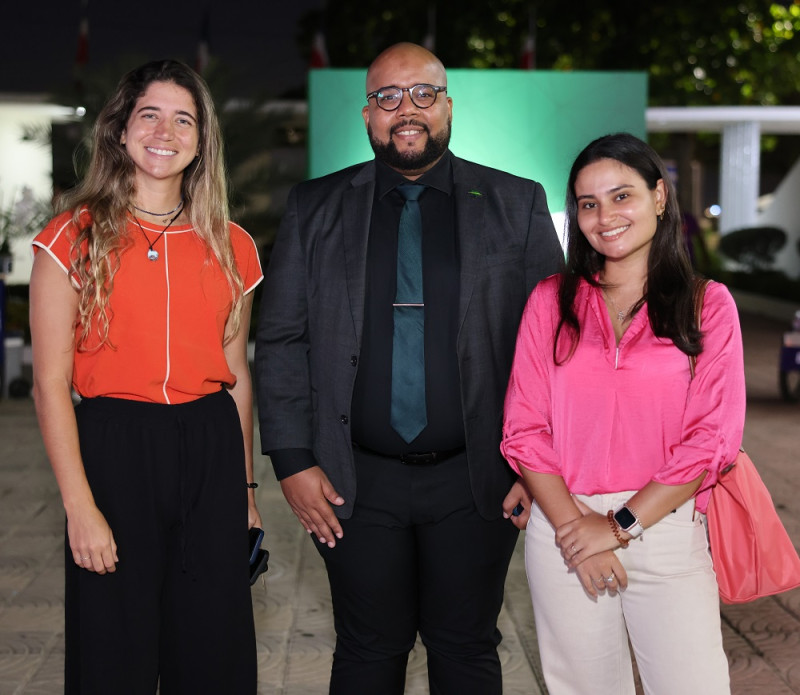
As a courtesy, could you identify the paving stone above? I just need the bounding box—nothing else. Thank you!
[0,307,797,693]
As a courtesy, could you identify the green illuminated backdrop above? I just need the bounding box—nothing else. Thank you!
[308,69,647,218]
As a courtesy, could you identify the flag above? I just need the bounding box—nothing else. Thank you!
[520,33,535,70]
[73,0,89,94]
[520,6,536,70]
[423,5,436,52]
[75,0,89,69]
[196,9,211,75]
[310,30,329,68]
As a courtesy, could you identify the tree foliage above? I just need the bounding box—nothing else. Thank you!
[298,1,800,106]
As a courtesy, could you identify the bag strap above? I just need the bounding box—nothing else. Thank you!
[689,278,746,472]
[688,278,711,380]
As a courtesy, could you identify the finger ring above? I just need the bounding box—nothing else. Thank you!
[605,574,615,583]
[81,556,90,561]
[570,544,577,554]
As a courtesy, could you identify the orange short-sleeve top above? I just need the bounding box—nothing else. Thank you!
[33,210,263,404]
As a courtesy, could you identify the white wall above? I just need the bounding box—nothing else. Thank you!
[0,99,75,285]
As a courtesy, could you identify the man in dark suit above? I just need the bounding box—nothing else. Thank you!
[255,42,564,694]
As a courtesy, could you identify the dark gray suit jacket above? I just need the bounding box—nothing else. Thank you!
[254,153,564,519]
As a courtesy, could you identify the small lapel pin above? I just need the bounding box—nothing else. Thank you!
[468,190,483,197]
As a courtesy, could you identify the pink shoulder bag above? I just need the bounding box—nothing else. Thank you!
[691,280,800,604]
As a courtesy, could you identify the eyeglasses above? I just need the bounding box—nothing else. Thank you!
[366,84,447,111]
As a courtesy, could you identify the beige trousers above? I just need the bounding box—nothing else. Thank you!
[525,492,730,695]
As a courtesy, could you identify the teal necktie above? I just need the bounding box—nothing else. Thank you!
[391,183,427,443]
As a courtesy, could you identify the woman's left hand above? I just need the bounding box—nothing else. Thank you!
[556,500,621,568]
[575,550,628,598]
[248,501,263,531]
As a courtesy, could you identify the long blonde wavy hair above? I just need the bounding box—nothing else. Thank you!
[58,59,245,349]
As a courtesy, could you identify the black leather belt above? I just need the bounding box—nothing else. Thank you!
[353,443,465,465]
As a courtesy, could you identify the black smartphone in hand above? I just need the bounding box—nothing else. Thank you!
[248,527,269,586]
[248,527,264,565]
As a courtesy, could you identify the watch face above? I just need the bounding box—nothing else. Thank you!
[614,507,638,530]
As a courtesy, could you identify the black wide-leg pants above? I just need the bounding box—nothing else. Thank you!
[65,390,256,695]
[317,447,519,695]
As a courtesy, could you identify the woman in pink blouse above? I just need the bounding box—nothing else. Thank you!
[501,133,744,694]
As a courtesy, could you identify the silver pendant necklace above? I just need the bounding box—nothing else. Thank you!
[131,203,184,261]
[603,288,638,324]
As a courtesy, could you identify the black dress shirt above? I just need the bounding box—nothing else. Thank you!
[350,152,465,454]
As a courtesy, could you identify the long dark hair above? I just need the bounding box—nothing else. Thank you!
[554,132,702,364]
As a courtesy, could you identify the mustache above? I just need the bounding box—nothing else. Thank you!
[390,120,429,135]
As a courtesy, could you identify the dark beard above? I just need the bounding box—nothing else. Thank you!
[368,118,451,174]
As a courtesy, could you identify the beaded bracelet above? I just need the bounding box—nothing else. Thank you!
[607,510,629,549]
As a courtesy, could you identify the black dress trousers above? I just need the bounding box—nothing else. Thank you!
[317,446,519,695]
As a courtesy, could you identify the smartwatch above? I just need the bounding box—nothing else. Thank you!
[613,504,644,538]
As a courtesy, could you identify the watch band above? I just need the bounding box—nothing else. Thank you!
[613,504,644,538]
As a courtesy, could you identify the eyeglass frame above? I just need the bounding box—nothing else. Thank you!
[365,84,448,111]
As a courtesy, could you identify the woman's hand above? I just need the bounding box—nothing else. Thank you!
[31,253,121,575]
[556,503,625,568]
[67,504,118,574]
[248,499,263,531]
[574,550,628,598]
[502,478,534,529]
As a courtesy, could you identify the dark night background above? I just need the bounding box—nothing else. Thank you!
[3,1,327,99]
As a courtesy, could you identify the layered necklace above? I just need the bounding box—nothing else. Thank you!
[130,200,185,261]
[132,198,183,218]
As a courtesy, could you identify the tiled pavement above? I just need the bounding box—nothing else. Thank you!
[0,306,799,694]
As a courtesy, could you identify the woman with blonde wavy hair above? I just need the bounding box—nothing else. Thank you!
[30,59,262,694]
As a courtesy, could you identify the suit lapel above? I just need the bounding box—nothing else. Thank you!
[343,157,485,340]
[342,163,376,340]
[453,158,486,332]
